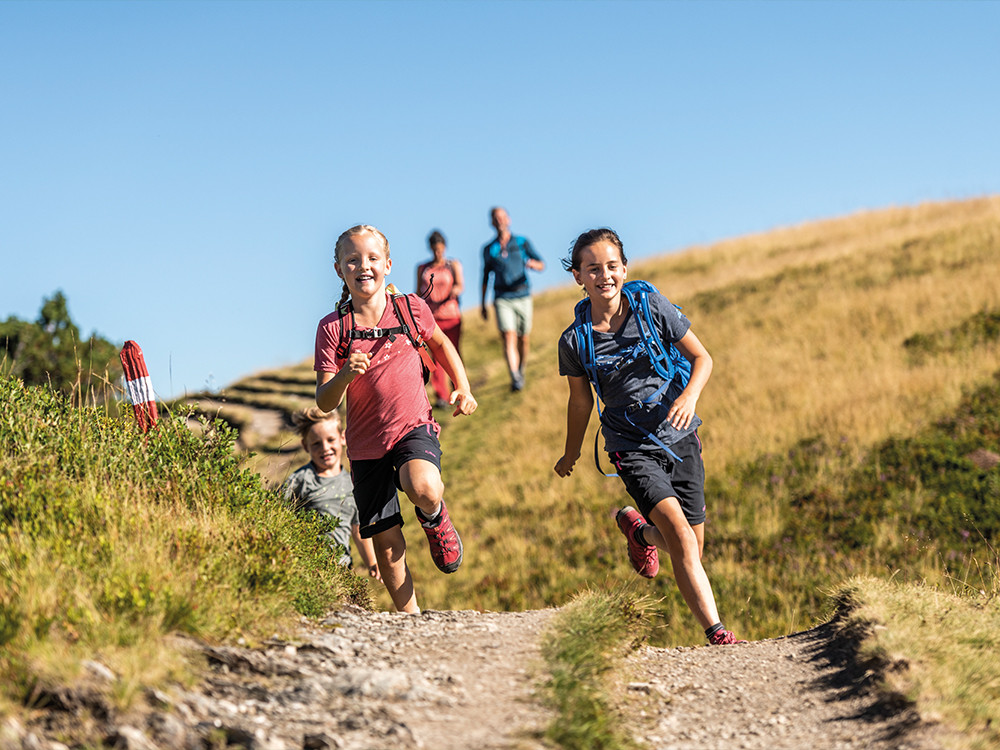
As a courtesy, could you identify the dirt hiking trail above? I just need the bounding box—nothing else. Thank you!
[10,606,946,750]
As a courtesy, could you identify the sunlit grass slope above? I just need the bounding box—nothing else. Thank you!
[380,197,1000,646]
[833,575,1000,750]
[0,377,368,718]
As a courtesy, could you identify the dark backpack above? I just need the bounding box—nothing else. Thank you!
[571,279,692,475]
[335,285,437,383]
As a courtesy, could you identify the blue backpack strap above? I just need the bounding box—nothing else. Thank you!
[572,298,600,400]
[625,280,693,389]
[625,280,673,383]
[618,280,690,463]
[572,297,618,477]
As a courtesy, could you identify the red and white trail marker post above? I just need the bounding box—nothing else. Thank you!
[119,340,159,433]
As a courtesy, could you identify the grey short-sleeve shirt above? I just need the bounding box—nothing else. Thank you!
[282,463,357,566]
[558,291,702,453]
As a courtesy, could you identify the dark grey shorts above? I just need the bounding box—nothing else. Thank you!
[350,424,443,539]
[610,431,706,526]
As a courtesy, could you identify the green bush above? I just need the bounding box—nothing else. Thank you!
[0,374,369,706]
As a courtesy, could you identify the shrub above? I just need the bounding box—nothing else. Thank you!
[0,375,369,708]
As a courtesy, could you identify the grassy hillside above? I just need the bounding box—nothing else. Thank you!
[0,377,368,715]
[181,196,1000,646]
[345,197,999,645]
[2,197,997,747]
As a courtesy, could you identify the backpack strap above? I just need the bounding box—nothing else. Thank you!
[334,299,353,360]
[572,297,619,477]
[626,281,673,383]
[336,290,434,352]
[572,298,601,400]
[387,285,438,377]
[572,283,692,475]
[625,280,692,389]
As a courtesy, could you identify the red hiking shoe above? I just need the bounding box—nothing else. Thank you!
[708,629,748,646]
[615,506,659,579]
[418,501,463,574]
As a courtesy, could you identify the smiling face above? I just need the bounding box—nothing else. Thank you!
[303,419,345,477]
[335,229,392,299]
[572,240,628,303]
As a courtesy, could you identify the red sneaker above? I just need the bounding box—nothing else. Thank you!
[615,506,659,579]
[708,629,748,646]
[418,501,463,574]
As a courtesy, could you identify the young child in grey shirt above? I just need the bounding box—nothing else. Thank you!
[283,407,380,579]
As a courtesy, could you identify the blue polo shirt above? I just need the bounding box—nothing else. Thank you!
[481,235,542,300]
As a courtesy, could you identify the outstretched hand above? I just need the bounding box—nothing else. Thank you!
[449,389,478,417]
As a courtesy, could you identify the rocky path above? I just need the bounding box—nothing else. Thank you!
[627,623,940,750]
[9,608,943,750]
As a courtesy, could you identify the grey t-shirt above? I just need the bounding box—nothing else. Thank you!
[558,291,701,453]
[282,463,357,566]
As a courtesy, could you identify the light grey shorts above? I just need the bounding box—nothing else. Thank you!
[495,296,533,335]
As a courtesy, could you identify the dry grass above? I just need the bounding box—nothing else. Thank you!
[835,573,1000,750]
[377,196,1000,640]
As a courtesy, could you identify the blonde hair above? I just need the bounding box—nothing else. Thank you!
[334,225,391,307]
[291,406,342,441]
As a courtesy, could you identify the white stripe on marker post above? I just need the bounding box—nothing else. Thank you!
[119,340,159,433]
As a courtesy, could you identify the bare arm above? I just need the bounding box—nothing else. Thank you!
[426,325,478,416]
[450,260,464,298]
[670,329,713,430]
[554,375,595,477]
[315,352,372,411]
[351,524,381,581]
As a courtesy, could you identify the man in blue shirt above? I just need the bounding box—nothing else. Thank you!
[480,206,545,391]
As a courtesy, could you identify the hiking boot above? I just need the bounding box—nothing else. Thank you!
[615,506,658,578]
[418,501,463,574]
[707,629,747,646]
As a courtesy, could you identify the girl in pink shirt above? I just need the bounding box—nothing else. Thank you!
[315,224,477,613]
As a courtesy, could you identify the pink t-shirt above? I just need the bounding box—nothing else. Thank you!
[314,293,439,461]
[417,261,461,321]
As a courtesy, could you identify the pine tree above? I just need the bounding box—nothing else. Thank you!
[0,291,121,399]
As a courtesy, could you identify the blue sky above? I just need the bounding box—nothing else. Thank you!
[2,0,998,398]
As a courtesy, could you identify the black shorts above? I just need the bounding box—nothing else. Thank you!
[610,431,706,526]
[350,424,443,539]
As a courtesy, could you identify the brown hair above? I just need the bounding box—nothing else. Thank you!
[427,229,446,248]
[291,406,342,441]
[562,228,628,272]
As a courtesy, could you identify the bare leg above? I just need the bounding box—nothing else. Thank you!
[644,517,705,558]
[646,498,720,630]
[516,334,529,377]
[398,458,445,517]
[372,525,418,613]
[500,330,520,377]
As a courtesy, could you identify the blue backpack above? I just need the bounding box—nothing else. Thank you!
[572,279,692,475]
